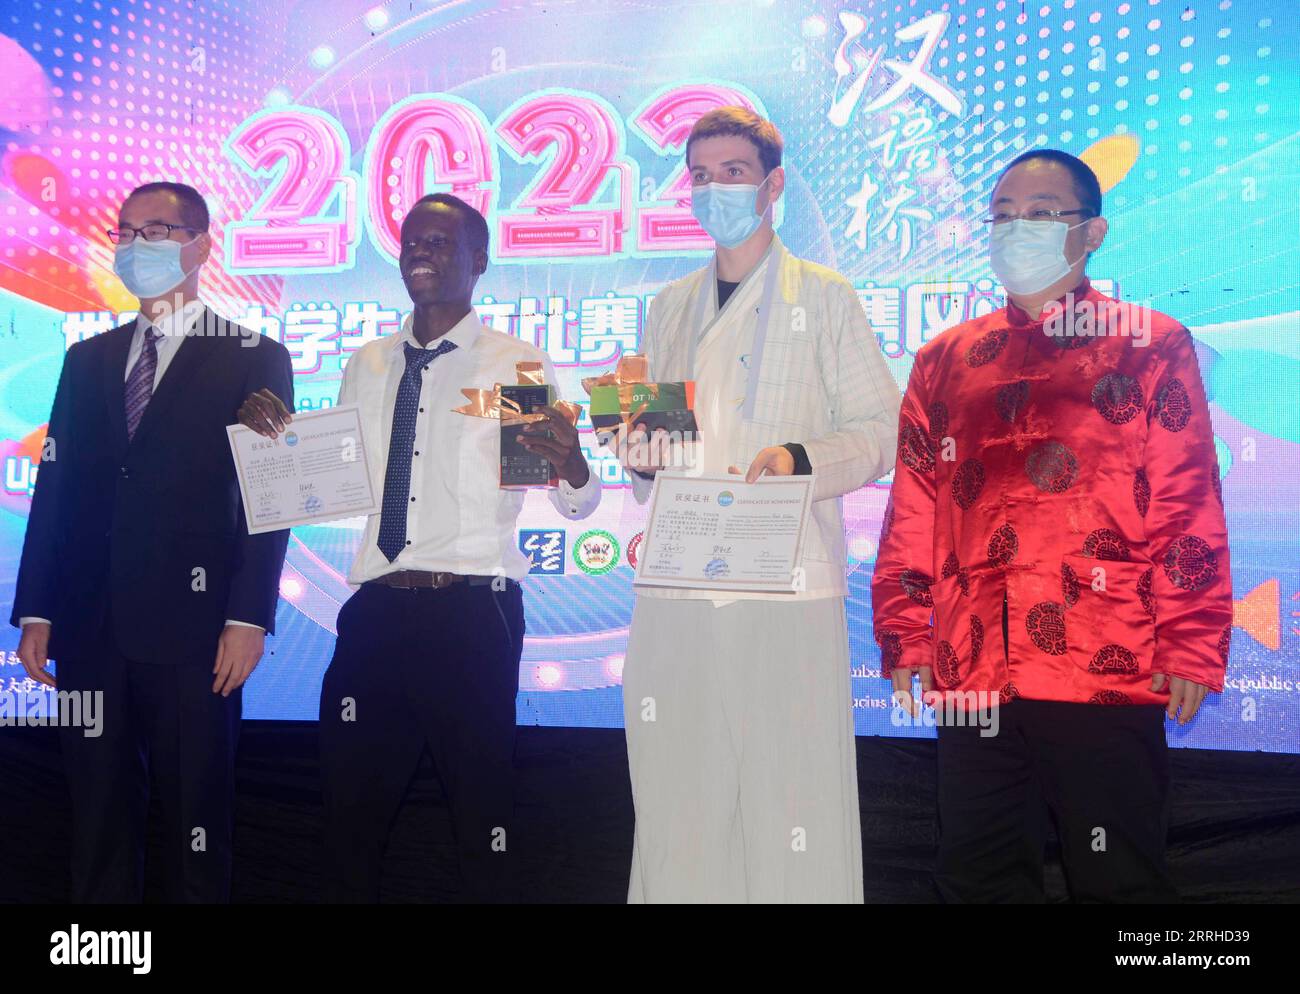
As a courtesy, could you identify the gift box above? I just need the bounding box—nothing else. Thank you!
[499,382,558,489]
[582,354,699,444]
[452,362,579,490]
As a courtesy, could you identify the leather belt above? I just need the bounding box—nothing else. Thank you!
[365,570,504,590]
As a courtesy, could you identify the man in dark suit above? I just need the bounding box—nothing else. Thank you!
[11,181,294,903]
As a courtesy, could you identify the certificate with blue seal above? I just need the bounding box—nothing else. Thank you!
[634,473,813,593]
[226,403,378,534]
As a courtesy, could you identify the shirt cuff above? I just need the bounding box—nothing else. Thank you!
[224,619,265,632]
[781,442,813,476]
[18,617,51,627]
[554,462,601,517]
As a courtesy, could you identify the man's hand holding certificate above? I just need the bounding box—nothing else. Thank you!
[634,473,814,594]
[227,402,378,534]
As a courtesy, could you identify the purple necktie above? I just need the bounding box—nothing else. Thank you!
[124,325,161,441]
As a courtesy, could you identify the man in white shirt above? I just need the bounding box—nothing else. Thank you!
[617,108,900,902]
[238,193,601,902]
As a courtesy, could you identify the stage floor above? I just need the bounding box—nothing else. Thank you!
[2,724,1297,903]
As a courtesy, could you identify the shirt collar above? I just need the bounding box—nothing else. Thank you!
[138,299,205,340]
[1005,277,1097,327]
[393,308,481,359]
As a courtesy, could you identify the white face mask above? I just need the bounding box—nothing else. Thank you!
[989,218,1088,296]
[690,174,773,249]
[113,236,199,298]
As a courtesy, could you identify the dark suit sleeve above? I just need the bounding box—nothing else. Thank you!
[11,345,80,627]
[223,339,295,632]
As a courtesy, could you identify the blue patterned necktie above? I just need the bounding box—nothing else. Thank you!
[376,339,458,562]
[124,325,162,441]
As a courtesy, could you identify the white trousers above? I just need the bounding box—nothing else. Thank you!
[622,595,864,903]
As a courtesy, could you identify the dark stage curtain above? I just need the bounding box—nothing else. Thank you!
[2,724,1297,903]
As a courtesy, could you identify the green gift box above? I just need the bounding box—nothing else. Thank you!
[588,381,698,441]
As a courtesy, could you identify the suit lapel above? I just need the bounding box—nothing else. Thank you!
[127,306,216,452]
[101,318,137,459]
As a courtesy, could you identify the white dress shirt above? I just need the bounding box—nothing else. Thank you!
[339,310,601,585]
[21,301,266,632]
[125,299,205,388]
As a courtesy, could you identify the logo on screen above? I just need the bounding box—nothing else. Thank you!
[574,529,620,575]
[519,529,566,575]
[717,490,735,507]
[626,531,643,569]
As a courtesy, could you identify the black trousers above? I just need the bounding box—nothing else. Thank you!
[318,579,524,903]
[55,629,241,903]
[935,698,1176,903]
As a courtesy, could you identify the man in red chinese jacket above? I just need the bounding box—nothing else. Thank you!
[872,149,1231,903]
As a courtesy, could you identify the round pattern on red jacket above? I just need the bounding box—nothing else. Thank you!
[998,682,1021,705]
[1045,319,1097,348]
[927,400,950,442]
[995,380,1030,422]
[1026,601,1068,655]
[900,568,935,606]
[1025,440,1080,493]
[965,328,1008,367]
[1088,689,1133,705]
[987,524,1019,566]
[1155,377,1191,432]
[951,458,986,509]
[1217,624,1231,665]
[970,613,985,664]
[878,631,903,676]
[941,551,970,596]
[935,640,961,686]
[1137,567,1156,619]
[1163,534,1218,590]
[1091,373,1144,425]
[1088,643,1138,674]
[1061,561,1081,608]
[1134,467,1151,517]
[1083,527,1131,561]
[899,422,935,473]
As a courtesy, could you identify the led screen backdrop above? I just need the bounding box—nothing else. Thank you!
[0,0,1295,750]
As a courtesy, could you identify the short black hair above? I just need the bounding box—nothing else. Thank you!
[124,181,210,231]
[406,193,489,254]
[996,149,1103,218]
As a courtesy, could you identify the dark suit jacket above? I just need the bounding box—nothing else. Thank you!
[10,307,295,665]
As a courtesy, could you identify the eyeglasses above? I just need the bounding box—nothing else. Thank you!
[106,223,202,245]
[981,209,1093,225]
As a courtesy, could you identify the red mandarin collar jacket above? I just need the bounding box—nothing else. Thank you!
[871,279,1232,706]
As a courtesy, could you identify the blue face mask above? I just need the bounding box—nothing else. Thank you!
[113,236,197,298]
[691,174,773,249]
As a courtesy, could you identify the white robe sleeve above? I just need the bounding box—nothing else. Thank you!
[800,279,901,503]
